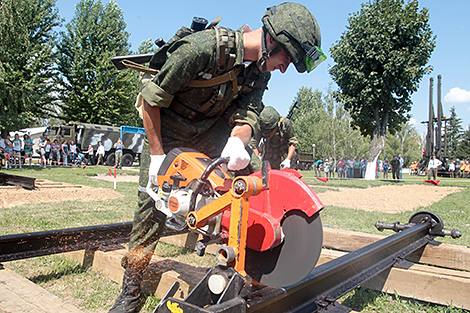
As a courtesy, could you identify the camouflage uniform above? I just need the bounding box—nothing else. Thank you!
[251,107,298,170]
[122,26,270,271]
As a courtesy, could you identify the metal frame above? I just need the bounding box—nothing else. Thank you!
[156,212,459,313]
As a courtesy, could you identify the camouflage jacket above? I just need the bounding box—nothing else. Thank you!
[140,26,270,151]
[255,117,298,169]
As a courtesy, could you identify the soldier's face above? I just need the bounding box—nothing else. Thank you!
[265,50,291,73]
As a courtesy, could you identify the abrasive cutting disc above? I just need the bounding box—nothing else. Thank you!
[245,210,323,287]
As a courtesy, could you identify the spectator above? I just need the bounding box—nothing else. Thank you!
[377,159,383,179]
[84,144,94,165]
[96,141,105,165]
[314,159,323,177]
[346,157,354,178]
[38,136,47,168]
[398,153,404,179]
[114,138,123,170]
[12,133,23,169]
[324,159,329,177]
[4,134,13,169]
[459,160,466,178]
[0,135,5,168]
[409,161,418,175]
[427,155,442,180]
[23,134,34,167]
[383,159,390,179]
[448,160,455,178]
[44,139,51,166]
[61,140,69,167]
[50,139,60,166]
[69,140,77,165]
[337,157,345,178]
[328,157,335,178]
[353,157,360,178]
[390,156,400,180]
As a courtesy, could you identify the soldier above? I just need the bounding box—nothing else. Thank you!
[390,155,400,180]
[109,3,325,312]
[252,106,298,170]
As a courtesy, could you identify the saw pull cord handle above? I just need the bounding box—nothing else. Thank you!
[189,156,230,212]
[146,180,160,204]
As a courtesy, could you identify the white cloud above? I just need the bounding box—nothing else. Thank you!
[408,117,418,125]
[444,87,470,103]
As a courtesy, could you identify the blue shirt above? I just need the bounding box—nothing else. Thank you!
[115,143,123,153]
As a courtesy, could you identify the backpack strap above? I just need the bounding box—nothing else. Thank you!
[266,117,285,141]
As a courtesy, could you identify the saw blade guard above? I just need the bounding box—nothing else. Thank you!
[221,169,324,252]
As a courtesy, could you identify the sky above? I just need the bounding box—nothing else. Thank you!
[55,0,470,135]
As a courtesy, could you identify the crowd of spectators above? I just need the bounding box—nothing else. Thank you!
[312,154,406,180]
[0,133,121,169]
[313,156,369,178]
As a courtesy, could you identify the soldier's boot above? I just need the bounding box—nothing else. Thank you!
[109,268,143,313]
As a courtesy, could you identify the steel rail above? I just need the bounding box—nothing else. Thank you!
[0,222,184,263]
[155,220,435,313]
[244,221,432,313]
[0,173,36,190]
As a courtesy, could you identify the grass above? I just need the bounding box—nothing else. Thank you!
[1,165,469,312]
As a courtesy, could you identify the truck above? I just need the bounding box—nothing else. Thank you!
[42,122,145,167]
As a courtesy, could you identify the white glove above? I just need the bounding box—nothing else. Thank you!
[221,137,250,171]
[148,154,166,187]
[280,158,291,169]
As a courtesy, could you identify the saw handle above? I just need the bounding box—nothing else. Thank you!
[189,156,229,212]
[146,180,161,204]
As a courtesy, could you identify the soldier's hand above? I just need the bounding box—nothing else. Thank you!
[280,158,291,169]
[221,137,250,171]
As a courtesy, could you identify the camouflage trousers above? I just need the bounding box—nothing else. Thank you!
[121,117,233,270]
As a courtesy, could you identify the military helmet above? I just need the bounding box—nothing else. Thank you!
[260,106,281,132]
[262,2,325,73]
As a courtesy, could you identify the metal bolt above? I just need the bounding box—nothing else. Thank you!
[187,215,196,227]
[233,180,246,195]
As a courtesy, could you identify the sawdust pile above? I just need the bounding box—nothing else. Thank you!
[318,184,462,213]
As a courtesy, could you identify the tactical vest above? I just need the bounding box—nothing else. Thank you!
[149,24,241,98]
[125,21,250,120]
[263,117,290,163]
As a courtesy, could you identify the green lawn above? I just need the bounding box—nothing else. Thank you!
[1,166,468,312]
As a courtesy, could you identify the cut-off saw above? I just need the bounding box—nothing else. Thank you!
[147,147,324,288]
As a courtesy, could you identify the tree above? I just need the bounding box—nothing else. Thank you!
[456,126,470,159]
[445,107,463,158]
[290,87,368,161]
[137,38,159,54]
[383,122,423,166]
[57,0,140,126]
[289,87,323,154]
[329,0,436,180]
[0,0,60,136]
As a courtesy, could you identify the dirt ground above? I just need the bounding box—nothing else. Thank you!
[0,173,463,212]
[316,184,462,213]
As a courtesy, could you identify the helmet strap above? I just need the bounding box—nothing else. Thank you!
[257,27,282,72]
